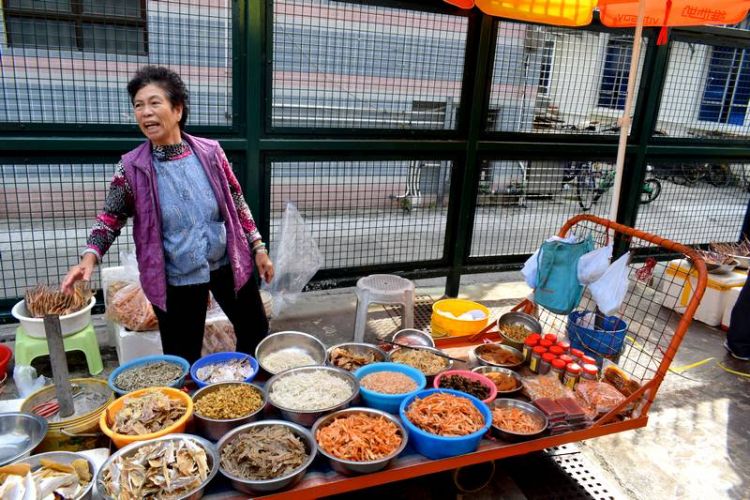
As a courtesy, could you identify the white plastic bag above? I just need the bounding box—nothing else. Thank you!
[13,365,46,398]
[262,203,323,317]
[589,252,631,315]
[577,245,613,285]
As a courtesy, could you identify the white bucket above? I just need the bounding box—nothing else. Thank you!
[11,296,95,338]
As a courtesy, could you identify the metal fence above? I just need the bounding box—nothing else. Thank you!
[1,0,749,316]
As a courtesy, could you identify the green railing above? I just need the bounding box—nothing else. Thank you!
[1,0,749,319]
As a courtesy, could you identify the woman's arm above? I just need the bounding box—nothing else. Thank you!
[217,148,262,246]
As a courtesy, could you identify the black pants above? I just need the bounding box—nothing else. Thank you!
[727,278,750,358]
[153,266,269,363]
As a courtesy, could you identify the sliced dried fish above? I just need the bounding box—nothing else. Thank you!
[112,392,187,436]
[100,440,209,499]
[220,425,307,480]
[195,358,254,384]
[0,458,91,500]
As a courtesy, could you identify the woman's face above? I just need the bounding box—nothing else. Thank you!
[133,83,183,145]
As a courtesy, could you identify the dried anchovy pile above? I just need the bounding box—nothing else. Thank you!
[114,361,183,392]
[221,425,307,480]
[195,384,263,420]
[438,374,490,400]
[112,392,187,435]
[24,281,93,317]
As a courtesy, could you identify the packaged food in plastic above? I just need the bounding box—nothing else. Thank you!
[107,283,159,332]
[521,373,572,401]
[574,380,626,416]
[602,360,642,397]
[201,313,237,356]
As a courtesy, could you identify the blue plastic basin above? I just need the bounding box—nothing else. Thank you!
[399,388,492,460]
[190,352,259,388]
[108,354,190,396]
[354,362,426,414]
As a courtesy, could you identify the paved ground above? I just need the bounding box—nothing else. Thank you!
[1,178,748,302]
[2,271,746,499]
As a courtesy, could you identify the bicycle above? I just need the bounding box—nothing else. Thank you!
[671,163,730,187]
[568,162,661,211]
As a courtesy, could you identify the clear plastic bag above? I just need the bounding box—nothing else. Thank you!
[588,251,631,315]
[13,365,46,398]
[521,373,572,401]
[574,380,626,416]
[201,299,237,356]
[577,244,613,285]
[108,283,158,331]
[262,202,323,317]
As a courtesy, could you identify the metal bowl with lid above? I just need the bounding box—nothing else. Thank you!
[217,420,316,494]
[311,407,407,475]
[96,433,218,500]
[14,451,96,500]
[0,412,48,466]
[255,331,327,375]
[266,366,360,427]
[327,342,387,371]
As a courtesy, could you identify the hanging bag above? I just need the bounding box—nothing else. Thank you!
[534,236,594,314]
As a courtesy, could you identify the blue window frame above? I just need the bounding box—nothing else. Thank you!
[698,47,750,126]
[597,38,632,110]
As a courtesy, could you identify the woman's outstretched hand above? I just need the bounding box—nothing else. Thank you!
[255,252,274,284]
[61,253,97,294]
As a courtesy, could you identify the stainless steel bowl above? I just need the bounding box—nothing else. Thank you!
[192,382,266,441]
[473,343,524,370]
[15,451,95,500]
[0,412,48,466]
[266,366,360,427]
[496,312,542,350]
[729,254,750,269]
[489,399,548,442]
[387,346,453,381]
[217,420,317,494]
[392,329,435,348]
[471,366,523,396]
[327,342,387,371]
[311,407,407,475]
[96,433,218,500]
[255,331,327,375]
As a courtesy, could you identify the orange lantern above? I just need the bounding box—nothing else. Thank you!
[599,0,750,28]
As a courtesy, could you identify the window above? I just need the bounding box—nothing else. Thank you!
[698,47,750,126]
[3,0,147,55]
[598,37,632,110]
[538,40,555,96]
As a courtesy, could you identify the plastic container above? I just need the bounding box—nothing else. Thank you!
[570,348,585,361]
[567,311,628,364]
[354,362,426,414]
[529,346,546,374]
[539,339,554,349]
[190,352,259,388]
[12,296,96,338]
[433,369,498,405]
[100,387,194,449]
[563,363,582,389]
[540,353,556,375]
[431,299,490,337]
[108,355,190,396]
[559,354,574,365]
[522,337,539,363]
[580,355,597,366]
[581,363,599,381]
[549,345,565,357]
[0,343,12,377]
[21,378,114,453]
[557,340,571,352]
[399,389,492,460]
[543,334,558,343]
[550,359,567,381]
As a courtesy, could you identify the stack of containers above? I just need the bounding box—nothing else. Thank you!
[523,333,602,390]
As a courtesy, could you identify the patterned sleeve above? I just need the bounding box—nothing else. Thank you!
[218,147,262,244]
[85,161,135,260]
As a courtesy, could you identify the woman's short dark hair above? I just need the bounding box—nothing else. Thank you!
[127,66,189,130]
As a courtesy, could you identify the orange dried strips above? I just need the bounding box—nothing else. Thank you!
[491,407,544,434]
[316,413,402,462]
[405,393,484,437]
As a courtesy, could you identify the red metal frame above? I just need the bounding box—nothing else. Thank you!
[242,215,707,500]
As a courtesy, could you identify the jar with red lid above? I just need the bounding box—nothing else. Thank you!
[539,339,554,349]
[551,358,567,380]
[563,363,582,388]
[580,355,597,366]
[570,348,585,360]
[581,363,599,380]
[529,346,547,373]
[527,333,542,342]
[540,353,556,375]
[523,337,539,363]
[558,354,574,365]
[543,333,558,343]
[549,345,565,356]
[557,340,570,352]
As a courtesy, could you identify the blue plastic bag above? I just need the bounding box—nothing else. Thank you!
[534,236,594,314]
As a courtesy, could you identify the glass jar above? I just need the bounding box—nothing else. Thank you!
[570,348,585,361]
[540,353,556,375]
[581,363,599,380]
[556,340,570,352]
[550,359,567,381]
[563,363,582,389]
[543,333,558,344]
[529,346,547,374]
[549,345,565,357]
[523,337,539,363]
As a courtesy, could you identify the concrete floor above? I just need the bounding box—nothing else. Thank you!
[1,271,748,499]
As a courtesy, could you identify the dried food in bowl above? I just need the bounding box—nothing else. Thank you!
[433,370,497,404]
[328,343,386,371]
[194,383,264,420]
[111,391,187,436]
[404,392,485,437]
[1,451,94,499]
[490,399,548,442]
[255,331,327,375]
[193,353,257,386]
[268,368,356,412]
[474,344,523,367]
[389,347,450,376]
[314,409,404,463]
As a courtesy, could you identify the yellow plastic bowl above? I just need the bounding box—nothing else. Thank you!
[99,387,193,449]
[431,299,490,337]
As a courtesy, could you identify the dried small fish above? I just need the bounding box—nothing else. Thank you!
[100,439,209,499]
[112,392,186,436]
[24,281,93,318]
[221,425,307,480]
[0,458,91,499]
[195,358,254,384]
[114,362,184,392]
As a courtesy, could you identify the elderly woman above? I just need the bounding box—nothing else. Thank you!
[62,66,273,363]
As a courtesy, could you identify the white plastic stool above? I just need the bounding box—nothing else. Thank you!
[354,274,415,342]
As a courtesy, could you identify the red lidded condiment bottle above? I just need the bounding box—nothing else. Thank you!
[570,348,585,360]
[540,339,554,349]
[551,358,567,380]
[529,346,547,373]
[563,362,582,389]
[543,333,558,343]
[523,337,539,363]
[581,363,599,380]
[540,352,556,375]
[549,345,565,356]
